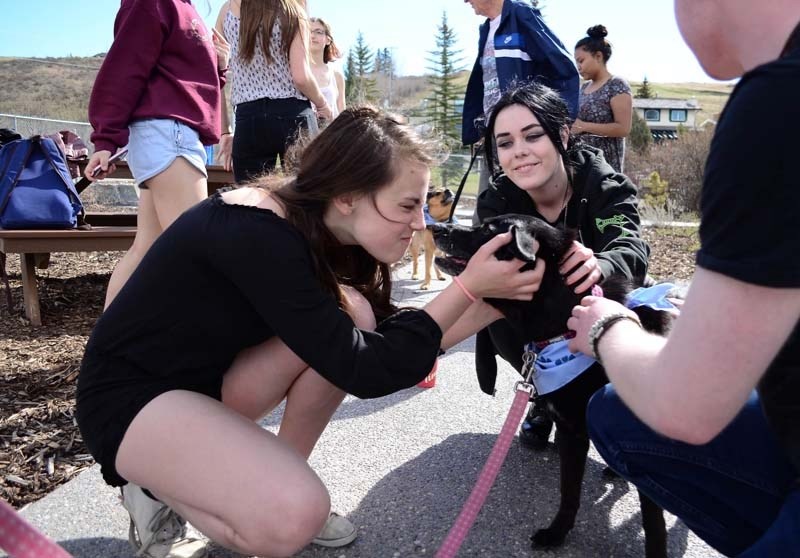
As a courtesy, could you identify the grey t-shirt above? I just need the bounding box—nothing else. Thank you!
[481,15,503,118]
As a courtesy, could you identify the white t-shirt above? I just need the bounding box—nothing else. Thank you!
[481,15,503,118]
[316,65,340,119]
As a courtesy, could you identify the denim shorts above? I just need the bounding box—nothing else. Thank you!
[127,119,208,188]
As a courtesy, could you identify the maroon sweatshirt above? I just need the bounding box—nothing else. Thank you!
[89,0,226,153]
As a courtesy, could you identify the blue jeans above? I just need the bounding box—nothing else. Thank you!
[232,97,317,183]
[587,386,799,557]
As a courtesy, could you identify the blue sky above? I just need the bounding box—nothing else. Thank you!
[1,1,714,83]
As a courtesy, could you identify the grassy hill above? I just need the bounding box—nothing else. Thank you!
[0,55,732,132]
[0,56,102,123]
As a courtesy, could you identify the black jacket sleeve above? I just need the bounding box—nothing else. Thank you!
[571,148,650,282]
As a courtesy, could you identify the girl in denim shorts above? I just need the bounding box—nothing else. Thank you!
[84,0,230,312]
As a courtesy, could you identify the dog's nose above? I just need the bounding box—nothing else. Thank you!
[430,222,451,238]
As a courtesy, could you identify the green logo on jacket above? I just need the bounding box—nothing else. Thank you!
[595,214,629,234]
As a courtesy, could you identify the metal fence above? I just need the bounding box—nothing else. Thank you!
[0,114,94,151]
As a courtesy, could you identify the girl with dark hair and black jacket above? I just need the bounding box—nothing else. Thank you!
[474,82,650,447]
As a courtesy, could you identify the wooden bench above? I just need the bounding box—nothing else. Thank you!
[1,162,233,325]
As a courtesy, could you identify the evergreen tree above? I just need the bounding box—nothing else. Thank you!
[348,32,378,105]
[424,12,466,188]
[381,48,395,78]
[629,110,653,153]
[372,48,395,77]
[374,48,384,74]
[636,76,654,99]
[344,50,356,102]
[424,12,465,142]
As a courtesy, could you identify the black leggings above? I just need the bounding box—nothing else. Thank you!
[232,97,317,183]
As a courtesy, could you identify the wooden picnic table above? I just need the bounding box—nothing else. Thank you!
[79,161,234,226]
[0,162,234,325]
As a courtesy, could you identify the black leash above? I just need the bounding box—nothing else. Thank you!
[447,145,482,224]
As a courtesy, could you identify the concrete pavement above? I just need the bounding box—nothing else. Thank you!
[8,264,721,558]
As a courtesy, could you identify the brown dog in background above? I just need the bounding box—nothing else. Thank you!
[410,188,454,290]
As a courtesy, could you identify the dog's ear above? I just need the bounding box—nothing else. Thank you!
[506,224,538,262]
[426,190,440,201]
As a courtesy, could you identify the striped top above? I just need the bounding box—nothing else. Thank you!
[223,10,305,106]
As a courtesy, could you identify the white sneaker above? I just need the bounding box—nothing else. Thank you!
[120,483,208,558]
[311,512,357,548]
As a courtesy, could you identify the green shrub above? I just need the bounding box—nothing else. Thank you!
[642,171,669,208]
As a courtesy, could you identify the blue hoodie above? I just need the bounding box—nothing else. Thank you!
[461,0,579,146]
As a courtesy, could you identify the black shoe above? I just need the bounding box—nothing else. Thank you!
[519,400,553,450]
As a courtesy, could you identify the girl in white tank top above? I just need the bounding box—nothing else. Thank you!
[309,17,345,120]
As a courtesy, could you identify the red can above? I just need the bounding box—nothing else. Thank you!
[417,358,438,388]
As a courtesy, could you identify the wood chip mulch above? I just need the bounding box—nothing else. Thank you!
[1,251,121,508]
[0,226,698,510]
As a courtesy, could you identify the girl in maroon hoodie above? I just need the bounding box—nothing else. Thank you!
[84,0,229,313]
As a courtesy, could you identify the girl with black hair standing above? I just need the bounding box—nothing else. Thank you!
[572,25,633,173]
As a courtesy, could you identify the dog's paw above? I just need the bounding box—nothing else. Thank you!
[531,527,568,548]
[436,276,446,281]
[411,273,420,280]
[420,283,431,291]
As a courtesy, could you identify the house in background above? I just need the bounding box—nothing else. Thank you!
[632,98,702,140]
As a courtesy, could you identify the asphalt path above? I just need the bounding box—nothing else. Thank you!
[11,263,721,558]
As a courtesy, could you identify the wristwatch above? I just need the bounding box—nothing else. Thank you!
[587,312,642,363]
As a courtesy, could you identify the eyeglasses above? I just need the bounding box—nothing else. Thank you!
[310,29,327,36]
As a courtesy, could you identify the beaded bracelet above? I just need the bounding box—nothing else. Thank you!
[452,276,477,303]
[587,312,642,363]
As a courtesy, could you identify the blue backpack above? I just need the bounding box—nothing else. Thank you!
[0,136,85,229]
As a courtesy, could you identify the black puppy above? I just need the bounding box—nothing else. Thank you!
[433,214,671,558]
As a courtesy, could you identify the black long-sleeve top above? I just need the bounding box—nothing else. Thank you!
[82,194,442,399]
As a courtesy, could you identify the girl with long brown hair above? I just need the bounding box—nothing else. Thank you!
[215,0,332,182]
[75,107,543,557]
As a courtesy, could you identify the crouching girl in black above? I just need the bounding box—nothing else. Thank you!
[76,107,542,558]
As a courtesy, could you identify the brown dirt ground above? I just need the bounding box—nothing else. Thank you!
[0,226,699,509]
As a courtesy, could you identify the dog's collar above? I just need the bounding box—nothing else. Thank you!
[525,331,576,353]
[523,284,602,353]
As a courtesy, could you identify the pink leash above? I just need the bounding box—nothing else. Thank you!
[0,499,73,558]
[436,286,601,556]
[435,351,538,558]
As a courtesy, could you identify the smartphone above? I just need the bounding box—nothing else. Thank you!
[91,146,129,177]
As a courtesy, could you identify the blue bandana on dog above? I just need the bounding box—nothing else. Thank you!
[424,204,458,226]
[523,283,679,395]
[625,283,679,311]
[527,340,596,395]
